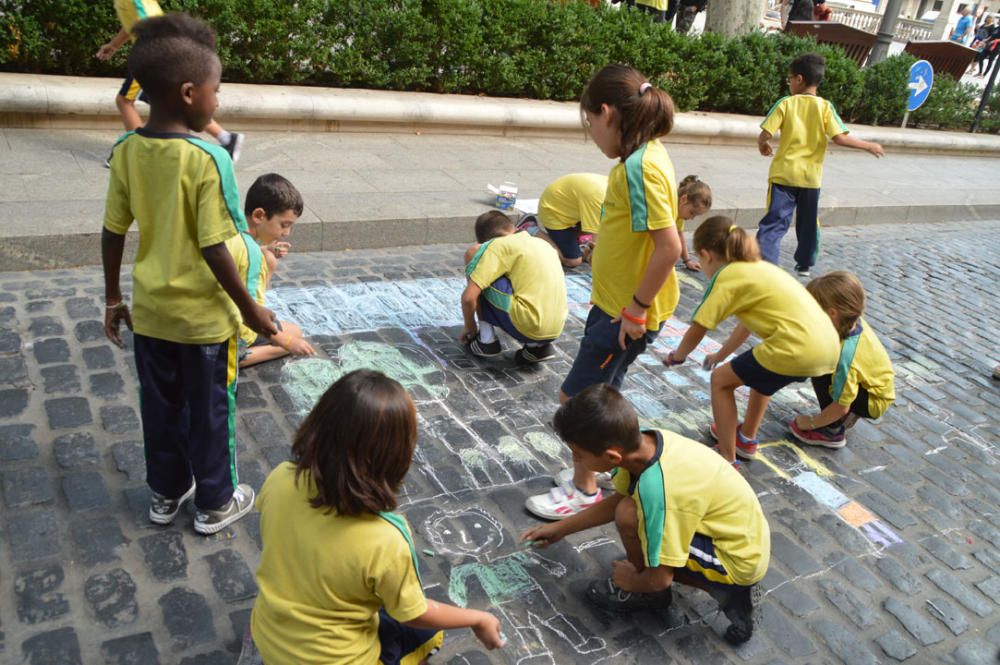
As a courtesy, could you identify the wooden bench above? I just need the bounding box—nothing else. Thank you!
[785,21,878,67]
[904,40,978,79]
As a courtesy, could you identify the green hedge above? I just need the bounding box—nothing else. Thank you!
[2,0,996,131]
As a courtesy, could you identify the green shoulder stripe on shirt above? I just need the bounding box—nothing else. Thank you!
[184,137,247,233]
[108,130,136,162]
[240,232,263,298]
[465,239,493,277]
[829,101,849,134]
[133,0,149,18]
[624,143,650,232]
[830,323,863,402]
[689,263,727,324]
[378,512,423,586]
[761,95,789,128]
[636,464,667,567]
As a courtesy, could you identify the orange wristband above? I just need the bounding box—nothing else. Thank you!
[620,308,647,326]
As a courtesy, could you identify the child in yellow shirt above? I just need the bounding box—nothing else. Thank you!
[790,271,895,447]
[675,175,713,271]
[663,216,839,467]
[534,172,608,267]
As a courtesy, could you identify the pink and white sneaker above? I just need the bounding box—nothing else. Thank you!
[525,484,602,520]
[708,422,759,460]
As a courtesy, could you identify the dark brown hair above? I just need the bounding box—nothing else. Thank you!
[553,384,640,455]
[693,215,760,262]
[474,210,514,243]
[130,13,219,101]
[790,52,826,87]
[245,173,304,218]
[678,175,712,209]
[581,64,675,160]
[807,271,866,339]
[291,369,417,516]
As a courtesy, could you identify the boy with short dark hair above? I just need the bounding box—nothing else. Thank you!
[757,52,884,277]
[459,211,568,365]
[102,13,276,535]
[95,0,244,162]
[229,173,316,368]
[521,384,771,645]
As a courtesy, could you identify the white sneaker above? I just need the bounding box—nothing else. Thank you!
[525,484,602,520]
[556,467,615,490]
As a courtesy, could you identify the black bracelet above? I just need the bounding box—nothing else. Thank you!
[632,294,651,309]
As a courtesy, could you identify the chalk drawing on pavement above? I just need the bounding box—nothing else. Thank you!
[424,507,607,664]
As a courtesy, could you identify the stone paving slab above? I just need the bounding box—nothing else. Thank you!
[2,128,1000,270]
[0,221,999,664]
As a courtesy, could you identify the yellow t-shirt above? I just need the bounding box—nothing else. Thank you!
[591,140,679,331]
[252,463,434,665]
[612,430,770,586]
[225,233,269,347]
[636,0,669,9]
[113,0,163,36]
[466,232,568,341]
[691,261,839,377]
[761,94,848,189]
[103,129,245,344]
[829,317,895,418]
[538,173,608,234]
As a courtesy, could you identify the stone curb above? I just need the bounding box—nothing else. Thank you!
[4,73,1000,155]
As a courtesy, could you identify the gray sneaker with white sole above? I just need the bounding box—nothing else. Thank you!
[194,484,255,535]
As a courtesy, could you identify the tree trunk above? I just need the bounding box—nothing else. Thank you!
[704,0,768,36]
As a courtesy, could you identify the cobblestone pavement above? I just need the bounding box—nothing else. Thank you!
[0,221,998,665]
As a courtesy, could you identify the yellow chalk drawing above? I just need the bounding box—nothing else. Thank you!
[755,440,835,480]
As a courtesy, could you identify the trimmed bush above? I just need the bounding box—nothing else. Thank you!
[1,0,992,131]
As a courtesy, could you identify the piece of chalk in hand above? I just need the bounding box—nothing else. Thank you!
[521,540,535,549]
[702,357,716,371]
[422,548,435,557]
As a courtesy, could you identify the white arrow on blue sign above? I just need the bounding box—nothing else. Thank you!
[907,59,934,112]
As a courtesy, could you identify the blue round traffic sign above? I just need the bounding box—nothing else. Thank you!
[907,60,934,112]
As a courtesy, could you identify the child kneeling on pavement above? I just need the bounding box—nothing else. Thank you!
[460,211,568,365]
[521,384,770,645]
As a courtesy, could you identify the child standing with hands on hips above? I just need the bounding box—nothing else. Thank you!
[526,64,682,520]
[242,370,503,665]
[663,216,839,468]
[790,271,895,448]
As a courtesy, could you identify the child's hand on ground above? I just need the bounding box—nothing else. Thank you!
[459,326,478,344]
[701,352,722,370]
[244,304,278,337]
[519,523,563,548]
[868,142,885,158]
[662,350,686,367]
[683,257,701,271]
[284,337,316,357]
[472,612,504,649]
[104,302,132,348]
[611,560,640,592]
[95,43,116,61]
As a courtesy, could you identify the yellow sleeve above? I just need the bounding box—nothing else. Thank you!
[825,102,848,138]
[196,159,240,248]
[690,274,736,331]
[657,509,700,568]
[836,366,861,408]
[375,526,429,623]
[466,241,508,291]
[676,217,685,233]
[642,164,676,232]
[103,155,133,235]
[760,97,787,136]
[612,468,631,496]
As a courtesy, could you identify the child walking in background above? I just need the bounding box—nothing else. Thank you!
[243,370,503,665]
[102,14,276,534]
[663,216,839,467]
[229,173,316,368]
[461,211,568,365]
[525,64,681,520]
[533,172,608,267]
[675,175,713,271]
[790,271,895,447]
[757,53,883,276]
[96,0,244,163]
[521,385,770,645]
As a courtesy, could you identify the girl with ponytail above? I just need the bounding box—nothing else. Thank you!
[525,64,683,520]
[662,216,840,468]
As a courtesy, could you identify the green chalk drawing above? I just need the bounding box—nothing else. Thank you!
[497,436,534,464]
[459,448,489,470]
[524,432,563,461]
[280,341,448,414]
[448,552,561,607]
[423,549,435,557]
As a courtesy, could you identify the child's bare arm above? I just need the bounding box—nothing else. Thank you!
[664,322,709,365]
[520,493,622,547]
[612,559,674,593]
[832,133,884,157]
[96,28,130,60]
[102,228,132,348]
[758,130,774,157]
[795,401,850,430]
[202,243,277,336]
[616,227,679,349]
[405,601,503,650]
[459,280,482,342]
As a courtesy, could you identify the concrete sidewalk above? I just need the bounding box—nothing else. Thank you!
[1,127,999,270]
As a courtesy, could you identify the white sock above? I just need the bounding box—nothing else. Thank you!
[216,130,232,145]
[478,322,496,343]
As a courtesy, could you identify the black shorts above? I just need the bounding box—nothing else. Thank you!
[118,74,149,104]
[544,225,583,260]
[730,348,806,396]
